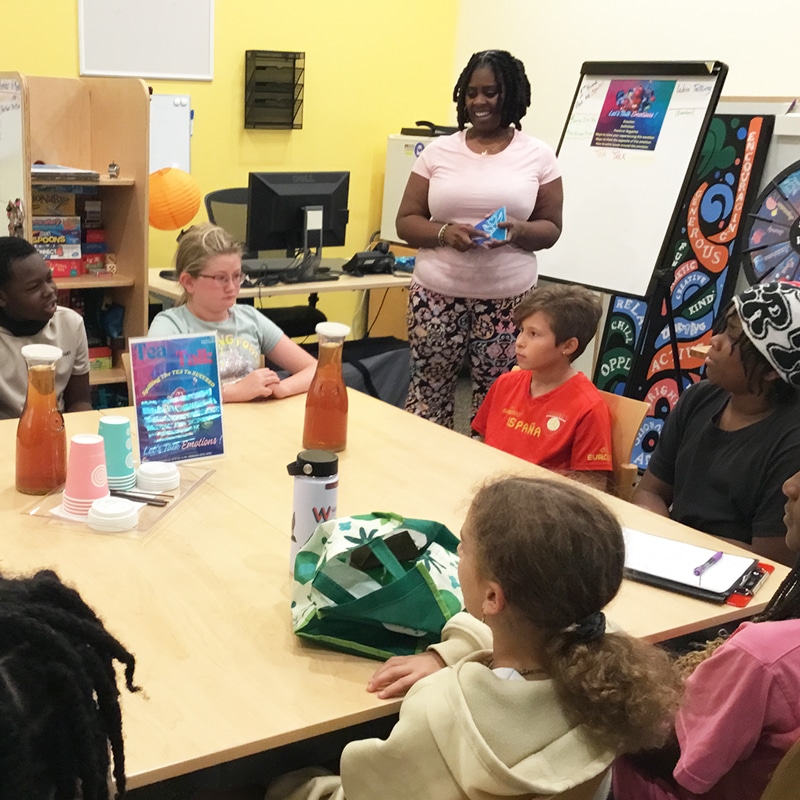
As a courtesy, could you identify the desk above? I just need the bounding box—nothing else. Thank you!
[148,268,413,304]
[0,394,788,789]
[148,268,412,340]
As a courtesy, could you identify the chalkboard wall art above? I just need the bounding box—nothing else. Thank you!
[594,114,774,470]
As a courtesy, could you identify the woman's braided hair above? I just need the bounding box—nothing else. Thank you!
[453,50,531,131]
[0,570,138,800]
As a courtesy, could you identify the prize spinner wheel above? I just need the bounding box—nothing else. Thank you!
[742,159,800,284]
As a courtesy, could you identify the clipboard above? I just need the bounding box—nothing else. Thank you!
[623,529,773,605]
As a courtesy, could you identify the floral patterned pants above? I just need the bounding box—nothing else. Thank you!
[404,281,531,429]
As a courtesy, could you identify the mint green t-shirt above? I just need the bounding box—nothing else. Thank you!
[148,304,283,383]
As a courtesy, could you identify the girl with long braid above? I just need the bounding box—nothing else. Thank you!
[0,569,138,800]
[614,468,800,799]
[266,477,681,800]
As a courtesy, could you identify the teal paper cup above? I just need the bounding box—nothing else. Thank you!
[98,416,136,489]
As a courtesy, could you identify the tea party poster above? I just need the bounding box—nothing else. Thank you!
[129,333,224,463]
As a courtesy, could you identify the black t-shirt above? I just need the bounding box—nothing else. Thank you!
[648,380,800,543]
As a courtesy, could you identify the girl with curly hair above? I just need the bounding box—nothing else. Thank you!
[267,477,681,800]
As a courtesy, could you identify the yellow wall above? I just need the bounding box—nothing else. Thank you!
[1,0,458,326]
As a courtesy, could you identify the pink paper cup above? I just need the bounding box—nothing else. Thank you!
[64,433,110,505]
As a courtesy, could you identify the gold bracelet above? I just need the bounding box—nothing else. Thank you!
[437,223,450,247]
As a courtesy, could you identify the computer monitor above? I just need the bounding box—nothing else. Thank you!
[246,171,350,281]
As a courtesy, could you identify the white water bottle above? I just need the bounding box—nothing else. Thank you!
[287,449,339,572]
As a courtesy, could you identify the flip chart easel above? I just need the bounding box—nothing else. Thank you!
[539,61,728,299]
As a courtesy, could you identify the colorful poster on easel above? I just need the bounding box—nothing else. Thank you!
[591,79,675,152]
[129,333,224,463]
[594,114,774,470]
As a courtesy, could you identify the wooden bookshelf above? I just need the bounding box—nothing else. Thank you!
[1,72,150,400]
[19,73,150,342]
[55,275,136,290]
[89,367,127,386]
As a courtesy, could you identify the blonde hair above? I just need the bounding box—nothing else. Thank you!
[173,223,242,306]
[469,477,682,753]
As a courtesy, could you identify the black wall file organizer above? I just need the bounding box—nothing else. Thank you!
[245,50,305,130]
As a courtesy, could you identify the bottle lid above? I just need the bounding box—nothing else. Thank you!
[287,449,338,477]
[315,321,351,338]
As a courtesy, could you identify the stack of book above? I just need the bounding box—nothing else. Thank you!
[31,191,83,277]
[31,190,110,277]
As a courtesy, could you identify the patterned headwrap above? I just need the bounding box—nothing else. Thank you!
[733,281,800,386]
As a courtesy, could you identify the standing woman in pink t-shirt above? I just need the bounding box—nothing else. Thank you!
[396,50,563,429]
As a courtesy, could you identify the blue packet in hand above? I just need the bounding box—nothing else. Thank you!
[474,207,507,244]
[394,256,415,272]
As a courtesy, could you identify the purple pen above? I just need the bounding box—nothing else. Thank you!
[694,551,723,577]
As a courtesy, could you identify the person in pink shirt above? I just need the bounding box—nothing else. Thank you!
[613,469,800,799]
[396,50,563,429]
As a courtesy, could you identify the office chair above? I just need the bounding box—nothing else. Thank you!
[598,390,648,502]
[204,188,249,246]
[204,188,326,339]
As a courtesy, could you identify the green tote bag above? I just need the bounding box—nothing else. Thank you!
[292,512,463,660]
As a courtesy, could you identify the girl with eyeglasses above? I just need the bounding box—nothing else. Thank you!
[148,224,317,403]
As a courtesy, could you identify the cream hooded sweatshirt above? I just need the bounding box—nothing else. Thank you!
[267,613,614,800]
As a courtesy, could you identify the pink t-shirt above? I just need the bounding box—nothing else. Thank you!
[613,619,800,800]
[411,129,560,300]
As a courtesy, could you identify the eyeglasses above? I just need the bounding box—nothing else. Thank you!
[196,272,245,287]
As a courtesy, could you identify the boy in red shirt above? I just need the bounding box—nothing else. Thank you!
[472,284,612,490]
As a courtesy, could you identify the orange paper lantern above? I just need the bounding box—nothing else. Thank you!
[148,167,202,230]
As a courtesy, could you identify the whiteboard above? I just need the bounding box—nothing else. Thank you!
[79,0,214,81]
[539,61,727,298]
[0,75,28,237]
[150,94,191,173]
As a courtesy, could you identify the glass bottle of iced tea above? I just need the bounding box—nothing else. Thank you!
[302,322,350,453]
[16,344,67,495]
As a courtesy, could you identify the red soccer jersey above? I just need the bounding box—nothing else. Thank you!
[472,370,612,472]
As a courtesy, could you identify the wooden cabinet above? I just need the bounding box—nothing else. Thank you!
[1,73,149,390]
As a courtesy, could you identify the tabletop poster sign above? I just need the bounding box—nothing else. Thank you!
[129,333,224,463]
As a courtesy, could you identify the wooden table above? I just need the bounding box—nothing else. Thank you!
[0,394,787,788]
